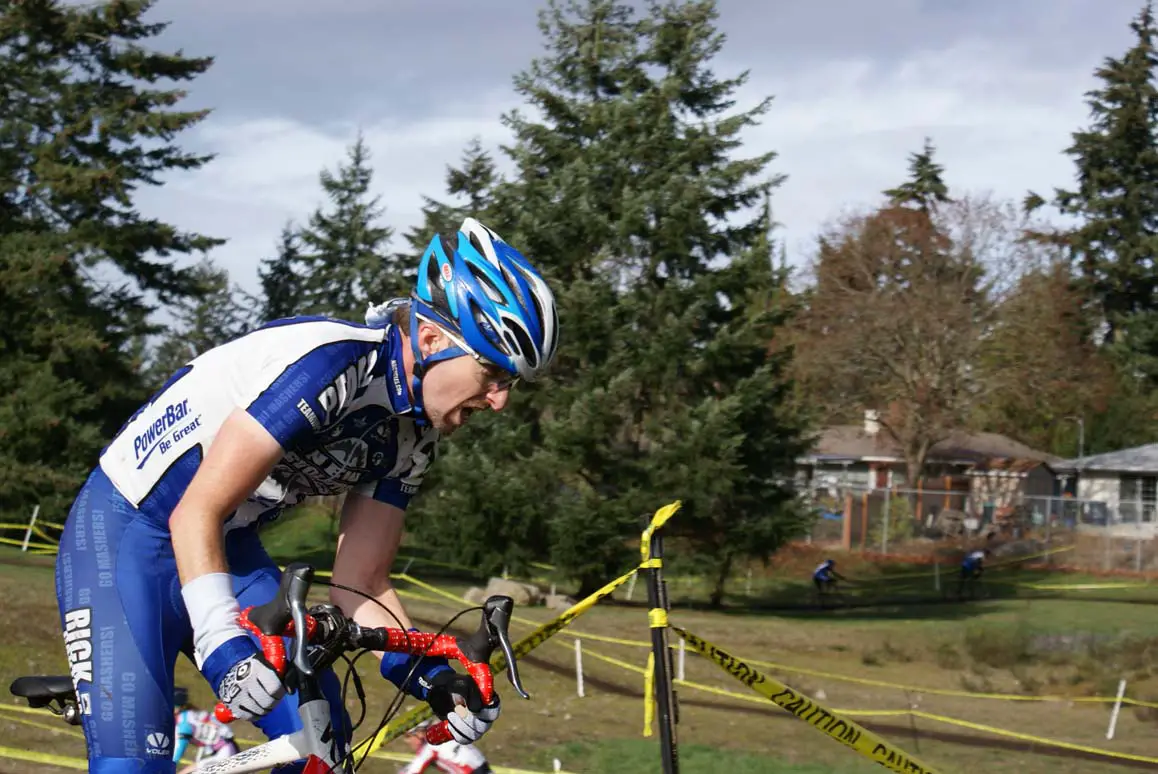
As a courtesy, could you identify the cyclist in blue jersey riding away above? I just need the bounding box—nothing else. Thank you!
[170,687,238,774]
[53,218,559,774]
[957,548,989,598]
[812,558,846,606]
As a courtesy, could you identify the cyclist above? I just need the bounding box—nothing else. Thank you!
[398,719,493,774]
[957,548,989,598]
[171,687,239,774]
[812,558,846,607]
[54,218,559,773]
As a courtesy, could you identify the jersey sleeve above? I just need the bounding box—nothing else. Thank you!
[245,338,379,449]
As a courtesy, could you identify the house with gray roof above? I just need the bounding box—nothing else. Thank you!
[1053,443,1158,531]
[797,411,1060,521]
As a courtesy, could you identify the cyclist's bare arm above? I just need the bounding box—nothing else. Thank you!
[331,492,414,638]
[170,409,283,585]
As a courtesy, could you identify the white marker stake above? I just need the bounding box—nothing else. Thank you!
[1107,679,1127,740]
[21,505,40,552]
[574,638,585,698]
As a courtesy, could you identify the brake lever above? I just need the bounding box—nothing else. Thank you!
[289,589,313,677]
[488,602,530,699]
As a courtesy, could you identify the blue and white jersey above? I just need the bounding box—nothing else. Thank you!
[99,317,439,532]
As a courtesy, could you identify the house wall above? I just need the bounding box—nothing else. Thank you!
[1077,472,1120,510]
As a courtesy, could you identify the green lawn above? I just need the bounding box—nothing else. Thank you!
[4,541,1158,774]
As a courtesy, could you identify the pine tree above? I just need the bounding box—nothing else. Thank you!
[1028,2,1158,383]
[401,138,501,256]
[298,133,402,318]
[883,137,951,211]
[257,222,306,322]
[0,231,139,517]
[408,0,812,597]
[147,259,253,386]
[0,0,221,305]
[0,0,219,516]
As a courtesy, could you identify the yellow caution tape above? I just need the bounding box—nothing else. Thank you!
[672,626,940,774]
[0,745,86,769]
[909,709,1158,765]
[860,544,1078,583]
[738,656,1158,710]
[640,501,682,563]
[0,536,58,550]
[643,652,655,737]
[648,608,668,629]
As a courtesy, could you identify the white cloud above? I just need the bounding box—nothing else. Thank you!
[740,38,1098,260]
[137,95,519,296]
[138,35,1105,300]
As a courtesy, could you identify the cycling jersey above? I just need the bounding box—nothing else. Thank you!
[813,562,835,582]
[961,550,985,573]
[400,740,491,774]
[56,317,437,774]
[172,709,236,763]
[100,317,438,530]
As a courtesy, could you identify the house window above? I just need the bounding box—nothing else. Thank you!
[1119,476,1157,522]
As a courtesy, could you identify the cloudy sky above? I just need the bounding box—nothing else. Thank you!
[135,0,1144,296]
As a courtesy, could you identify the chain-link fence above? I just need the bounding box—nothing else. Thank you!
[802,485,1158,573]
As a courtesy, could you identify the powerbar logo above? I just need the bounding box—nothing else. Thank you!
[133,399,198,468]
[64,607,93,685]
[318,350,378,425]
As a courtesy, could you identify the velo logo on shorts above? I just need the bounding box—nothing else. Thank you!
[317,350,378,426]
[145,731,171,756]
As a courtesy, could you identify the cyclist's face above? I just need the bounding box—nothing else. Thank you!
[417,325,513,435]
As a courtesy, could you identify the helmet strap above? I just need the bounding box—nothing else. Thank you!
[407,310,471,426]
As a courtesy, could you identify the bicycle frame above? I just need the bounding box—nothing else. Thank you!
[197,696,339,774]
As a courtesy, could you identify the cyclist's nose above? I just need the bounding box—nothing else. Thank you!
[487,388,510,412]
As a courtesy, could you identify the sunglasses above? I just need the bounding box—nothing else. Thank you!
[480,360,520,391]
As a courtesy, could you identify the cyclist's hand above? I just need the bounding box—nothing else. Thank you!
[424,670,501,744]
[203,637,285,721]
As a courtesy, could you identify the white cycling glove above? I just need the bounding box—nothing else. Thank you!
[425,671,501,745]
[182,572,286,721]
[212,646,285,721]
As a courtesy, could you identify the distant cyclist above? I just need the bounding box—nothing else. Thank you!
[957,548,989,598]
[171,687,238,774]
[812,558,846,607]
[398,719,493,774]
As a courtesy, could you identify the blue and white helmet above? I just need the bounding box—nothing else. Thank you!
[411,218,559,382]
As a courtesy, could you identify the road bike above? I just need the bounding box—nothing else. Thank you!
[10,562,529,773]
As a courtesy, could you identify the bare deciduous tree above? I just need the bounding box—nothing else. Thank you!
[792,196,1031,484]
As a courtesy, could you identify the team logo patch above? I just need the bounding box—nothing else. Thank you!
[441,261,453,283]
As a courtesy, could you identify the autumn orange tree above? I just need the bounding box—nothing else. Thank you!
[793,141,1030,483]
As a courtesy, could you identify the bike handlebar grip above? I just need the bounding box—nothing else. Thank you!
[248,563,313,635]
[424,720,454,746]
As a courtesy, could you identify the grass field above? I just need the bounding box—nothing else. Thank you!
[3,530,1158,774]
